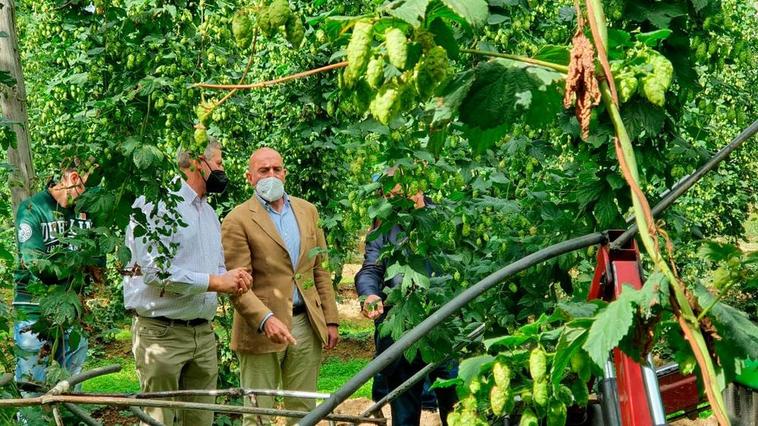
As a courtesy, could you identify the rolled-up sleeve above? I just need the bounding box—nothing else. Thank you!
[131,201,210,295]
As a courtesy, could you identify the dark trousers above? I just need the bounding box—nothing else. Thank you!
[372,315,458,426]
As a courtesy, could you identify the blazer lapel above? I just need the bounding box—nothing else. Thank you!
[247,197,288,253]
[290,198,311,271]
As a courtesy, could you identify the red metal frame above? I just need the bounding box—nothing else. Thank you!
[588,231,703,424]
[588,231,653,425]
[657,365,701,416]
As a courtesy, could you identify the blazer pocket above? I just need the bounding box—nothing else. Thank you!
[304,234,317,248]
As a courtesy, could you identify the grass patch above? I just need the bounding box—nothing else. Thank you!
[340,318,374,341]
[81,353,373,399]
[318,356,372,399]
[113,327,132,342]
[81,357,140,394]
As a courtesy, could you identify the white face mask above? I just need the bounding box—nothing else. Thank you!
[256,176,285,202]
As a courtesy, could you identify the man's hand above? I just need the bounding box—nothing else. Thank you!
[325,324,339,350]
[361,294,384,320]
[209,268,253,295]
[263,316,297,345]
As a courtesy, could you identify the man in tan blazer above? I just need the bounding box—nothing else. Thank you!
[221,147,339,425]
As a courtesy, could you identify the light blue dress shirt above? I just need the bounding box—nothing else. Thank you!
[258,193,304,305]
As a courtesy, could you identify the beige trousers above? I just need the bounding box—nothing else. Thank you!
[132,317,218,426]
[239,313,323,426]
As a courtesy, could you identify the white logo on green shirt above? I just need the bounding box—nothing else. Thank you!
[18,223,32,243]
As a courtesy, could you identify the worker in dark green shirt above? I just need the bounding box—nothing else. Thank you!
[13,162,93,395]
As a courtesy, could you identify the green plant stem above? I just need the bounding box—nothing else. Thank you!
[460,48,569,74]
[587,3,728,423]
[587,0,607,53]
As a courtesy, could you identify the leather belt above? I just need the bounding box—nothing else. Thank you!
[292,304,306,316]
[143,315,209,327]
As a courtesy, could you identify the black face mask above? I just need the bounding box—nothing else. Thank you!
[203,160,229,194]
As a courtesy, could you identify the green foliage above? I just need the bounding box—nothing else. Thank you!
[317,0,755,421]
[0,0,755,422]
[6,0,378,395]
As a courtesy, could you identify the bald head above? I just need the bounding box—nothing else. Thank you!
[246,147,286,188]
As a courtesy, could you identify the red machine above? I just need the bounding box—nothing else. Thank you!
[587,230,702,425]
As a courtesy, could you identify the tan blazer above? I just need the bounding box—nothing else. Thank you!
[221,195,339,354]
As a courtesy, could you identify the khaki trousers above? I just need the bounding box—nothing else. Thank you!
[239,313,322,426]
[132,317,218,426]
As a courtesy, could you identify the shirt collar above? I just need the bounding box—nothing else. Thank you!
[178,179,205,205]
[255,193,291,213]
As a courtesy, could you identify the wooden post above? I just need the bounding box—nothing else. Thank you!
[0,0,35,213]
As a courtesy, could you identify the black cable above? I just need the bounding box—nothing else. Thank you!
[613,119,758,249]
[302,119,758,425]
[299,232,607,426]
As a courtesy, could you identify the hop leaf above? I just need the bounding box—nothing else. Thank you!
[385,27,408,70]
[232,10,254,49]
[344,21,374,87]
[285,14,305,47]
[268,0,292,28]
[366,56,385,89]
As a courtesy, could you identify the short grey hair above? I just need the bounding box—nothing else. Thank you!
[177,137,221,169]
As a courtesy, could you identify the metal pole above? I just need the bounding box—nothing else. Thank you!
[599,357,621,426]
[128,406,164,426]
[613,118,758,249]
[642,354,667,425]
[68,388,332,400]
[0,394,387,424]
[299,232,607,426]
[361,324,486,417]
[47,364,122,395]
[62,402,101,426]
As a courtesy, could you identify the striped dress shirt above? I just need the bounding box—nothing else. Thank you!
[123,180,225,321]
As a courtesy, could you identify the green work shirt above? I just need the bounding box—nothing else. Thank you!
[13,189,93,307]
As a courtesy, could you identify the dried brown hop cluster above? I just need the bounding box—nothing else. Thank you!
[564,29,601,140]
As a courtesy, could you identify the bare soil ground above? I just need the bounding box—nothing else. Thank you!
[670,417,718,426]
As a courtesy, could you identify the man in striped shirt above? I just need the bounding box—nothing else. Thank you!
[123,139,252,426]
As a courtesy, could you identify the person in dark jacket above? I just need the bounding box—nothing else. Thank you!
[355,183,457,426]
